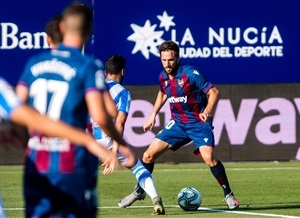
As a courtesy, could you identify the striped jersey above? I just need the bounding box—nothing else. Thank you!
[159,64,213,124]
[0,77,21,120]
[91,78,131,140]
[18,43,107,174]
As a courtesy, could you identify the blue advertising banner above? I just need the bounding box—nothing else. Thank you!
[0,0,92,86]
[0,0,299,86]
[93,0,300,85]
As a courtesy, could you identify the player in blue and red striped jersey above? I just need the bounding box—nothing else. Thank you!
[0,76,119,218]
[15,3,126,218]
[120,40,239,210]
[90,54,165,215]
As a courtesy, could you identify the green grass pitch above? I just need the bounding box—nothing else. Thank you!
[1,162,300,217]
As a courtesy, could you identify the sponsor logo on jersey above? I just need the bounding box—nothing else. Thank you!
[28,136,71,152]
[193,70,199,75]
[168,96,187,104]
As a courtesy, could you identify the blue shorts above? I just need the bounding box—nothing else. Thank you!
[155,119,215,156]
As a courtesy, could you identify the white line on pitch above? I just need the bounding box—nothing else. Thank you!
[100,205,300,218]
[4,206,300,218]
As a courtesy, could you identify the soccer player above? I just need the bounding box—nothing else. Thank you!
[45,14,63,49]
[119,41,240,210]
[0,76,119,218]
[15,2,127,218]
[90,54,165,215]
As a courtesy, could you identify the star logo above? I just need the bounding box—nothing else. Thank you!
[127,11,177,59]
[157,11,175,31]
[127,20,164,59]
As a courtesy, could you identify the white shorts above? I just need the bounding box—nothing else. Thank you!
[96,136,128,165]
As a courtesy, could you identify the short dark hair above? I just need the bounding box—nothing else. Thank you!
[62,2,93,40]
[45,14,63,45]
[159,40,180,57]
[105,54,126,75]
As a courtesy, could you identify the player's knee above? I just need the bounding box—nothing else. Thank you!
[142,152,153,164]
[201,154,216,167]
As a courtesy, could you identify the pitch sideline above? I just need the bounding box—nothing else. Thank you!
[100,205,300,218]
[4,205,300,218]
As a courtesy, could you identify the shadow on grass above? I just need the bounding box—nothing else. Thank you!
[237,202,300,211]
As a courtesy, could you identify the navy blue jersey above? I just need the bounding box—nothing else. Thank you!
[159,64,213,124]
[18,43,107,174]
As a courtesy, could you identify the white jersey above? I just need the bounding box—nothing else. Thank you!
[90,78,131,164]
[0,77,21,121]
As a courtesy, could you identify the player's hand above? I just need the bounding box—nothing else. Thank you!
[199,112,212,122]
[101,154,119,175]
[143,117,156,132]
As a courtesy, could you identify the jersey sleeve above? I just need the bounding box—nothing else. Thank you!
[18,57,37,88]
[158,71,167,94]
[84,58,108,92]
[117,90,131,114]
[0,77,21,120]
[189,67,213,94]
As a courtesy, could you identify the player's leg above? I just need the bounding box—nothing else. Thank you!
[119,120,190,214]
[118,146,162,213]
[118,138,168,214]
[190,123,239,210]
[200,146,239,209]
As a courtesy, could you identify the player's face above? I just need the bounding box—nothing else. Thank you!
[160,50,179,76]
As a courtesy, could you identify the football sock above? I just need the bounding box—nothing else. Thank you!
[142,160,155,174]
[130,159,158,198]
[210,160,232,197]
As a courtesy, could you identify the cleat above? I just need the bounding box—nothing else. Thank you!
[225,192,239,210]
[152,196,165,215]
[118,186,146,208]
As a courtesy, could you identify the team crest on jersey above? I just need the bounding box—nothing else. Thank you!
[177,78,184,87]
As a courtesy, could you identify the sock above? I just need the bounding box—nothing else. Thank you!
[130,159,158,199]
[210,161,232,197]
[142,160,155,174]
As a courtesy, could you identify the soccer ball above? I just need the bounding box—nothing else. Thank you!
[177,187,202,211]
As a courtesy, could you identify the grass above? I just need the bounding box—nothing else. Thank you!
[1,161,300,218]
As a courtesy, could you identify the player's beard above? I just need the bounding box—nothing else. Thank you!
[165,64,179,77]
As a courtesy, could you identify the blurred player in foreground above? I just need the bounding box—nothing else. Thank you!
[90,54,165,215]
[119,41,239,210]
[45,13,63,49]
[15,2,127,217]
[0,76,118,218]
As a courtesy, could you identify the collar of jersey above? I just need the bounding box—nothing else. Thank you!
[56,43,82,54]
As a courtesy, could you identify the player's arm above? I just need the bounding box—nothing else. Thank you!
[110,110,128,154]
[15,84,29,102]
[85,90,127,146]
[103,90,118,118]
[199,86,220,122]
[10,104,119,172]
[115,111,127,135]
[143,90,167,131]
